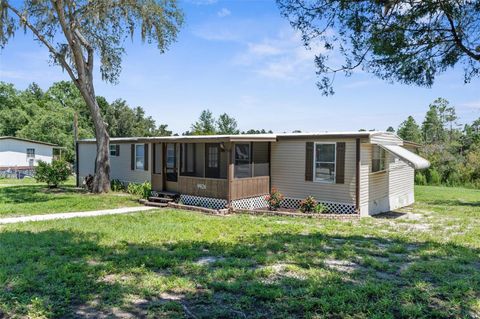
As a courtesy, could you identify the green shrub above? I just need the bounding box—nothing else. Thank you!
[314,203,328,214]
[34,160,71,188]
[426,168,441,186]
[415,172,427,185]
[300,196,317,213]
[445,172,461,187]
[111,179,126,192]
[127,181,151,199]
[265,188,284,211]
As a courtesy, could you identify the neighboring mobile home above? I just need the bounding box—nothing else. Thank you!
[77,132,429,216]
[0,136,61,172]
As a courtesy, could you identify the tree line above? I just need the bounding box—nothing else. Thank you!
[0,81,171,162]
[0,81,272,161]
[391,98,480,188]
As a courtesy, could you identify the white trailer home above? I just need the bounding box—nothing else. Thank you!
[77,132,429,216]
[0,136,61,170]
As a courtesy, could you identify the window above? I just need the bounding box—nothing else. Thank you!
[26,148,35,158]
[314,143,336,183]
[110,144,119,157]
[207,145,219,168]
[372,145,387,172]
[181,143,196,175]
[235,143,251,178]
[28,158,35,167]
[135,144,144,170]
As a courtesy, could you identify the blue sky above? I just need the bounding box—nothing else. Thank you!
[0,0,479,134]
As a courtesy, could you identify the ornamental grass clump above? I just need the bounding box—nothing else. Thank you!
[266,188,284,211]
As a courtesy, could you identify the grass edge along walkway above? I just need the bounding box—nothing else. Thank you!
[0,206,156,224]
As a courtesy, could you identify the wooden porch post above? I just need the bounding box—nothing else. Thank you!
[227,142,234,206]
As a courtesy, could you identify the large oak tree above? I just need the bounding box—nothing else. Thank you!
[0,0,183,192]
[277,0,480,95]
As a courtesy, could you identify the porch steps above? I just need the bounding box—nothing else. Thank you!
[144,201,168,208]
[148,196,173,203]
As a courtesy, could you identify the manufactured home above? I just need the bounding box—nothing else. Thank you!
[77,132,429,216]
[0,136,62,173]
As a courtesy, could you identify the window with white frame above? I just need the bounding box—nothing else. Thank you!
[314,143,336,183]
[109,144,119,156]
[26,148,35,158]
[135,144,145,170]
[372,145,387,172]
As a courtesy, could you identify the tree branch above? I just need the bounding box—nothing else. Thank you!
[444,12,480,61]
[4,2,77,82]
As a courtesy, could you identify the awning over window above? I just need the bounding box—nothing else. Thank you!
[379,144,430,170]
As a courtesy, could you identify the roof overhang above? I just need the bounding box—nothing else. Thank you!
[79,134,278,144]
[379,144,430,170]
[0,136,59,147]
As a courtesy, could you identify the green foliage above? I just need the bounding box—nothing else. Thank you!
[216,113,239,134]
[299,196,317,213]
[34,160,72,188]
[277,0,479,95]
[191,109,217,135]
[110,179,126,192]
[397,116,422,143]
[265,188,284,211]
[314,203,328,214]
[127,182,151,199]
[426,169,441,186]
[414,172,427,186]
[0,81,171,162]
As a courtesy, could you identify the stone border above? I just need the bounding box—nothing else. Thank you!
[235,209,360,220]
[167,202,230,216]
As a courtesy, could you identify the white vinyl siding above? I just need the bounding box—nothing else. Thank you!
[78,142,151,184]
[359,143,415,216]
[271,139,356,204]
[0,139,53,167]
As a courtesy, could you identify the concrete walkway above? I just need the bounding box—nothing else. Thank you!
[0,206,156,225]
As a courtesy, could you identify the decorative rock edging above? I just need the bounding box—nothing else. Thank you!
[236,209,360,220]
[167,202,230,216]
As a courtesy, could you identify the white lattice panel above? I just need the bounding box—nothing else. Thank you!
[179,195,227,210]
[231,195,269,210]
[281,197,356,214]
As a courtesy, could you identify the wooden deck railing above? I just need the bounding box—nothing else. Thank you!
[178,176,228,199]
[230,176,270,200]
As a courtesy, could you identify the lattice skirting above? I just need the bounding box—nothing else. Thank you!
[281,197,357,214]
[231,195,269,210]
[179,195,228,210]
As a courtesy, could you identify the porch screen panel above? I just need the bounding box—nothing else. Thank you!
[180,143,199,176]
[234,143,251,178]
[252,142,269,177]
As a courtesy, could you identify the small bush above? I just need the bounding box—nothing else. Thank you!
[314,203,328,214]
[111,179,126,192]
[127,181,151,199]
[34,160,71,188]
[265,188,284,211]
[300,196,317,213]
[415,172,427,185]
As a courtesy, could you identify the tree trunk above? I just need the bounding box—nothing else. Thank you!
[77,83,111,193]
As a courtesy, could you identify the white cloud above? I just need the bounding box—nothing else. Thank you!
[234,30,324,80]
[217,8,231,18]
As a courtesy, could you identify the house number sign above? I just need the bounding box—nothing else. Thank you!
[197,183,207,190]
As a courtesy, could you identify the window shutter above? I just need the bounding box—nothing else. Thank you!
[131,144,135,170]
[336,142,346,184]
[144,143,149,171]
[116,144,120,156]
[305,142,314,181]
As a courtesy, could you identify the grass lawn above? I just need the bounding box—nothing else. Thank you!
[0,178,140,217]
[0,186,479,318]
